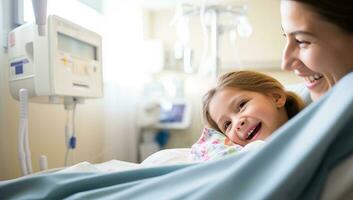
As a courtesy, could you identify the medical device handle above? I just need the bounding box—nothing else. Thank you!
[32,0,47,36]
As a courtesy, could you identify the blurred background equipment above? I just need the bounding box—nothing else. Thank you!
[171,2,252,79]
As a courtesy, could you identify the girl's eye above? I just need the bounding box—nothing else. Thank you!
[223,121,231,132]
[239,100,248,109]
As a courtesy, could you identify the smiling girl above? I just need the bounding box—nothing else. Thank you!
[202,70,304,146]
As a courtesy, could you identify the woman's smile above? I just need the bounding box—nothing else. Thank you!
[303,73,324,89]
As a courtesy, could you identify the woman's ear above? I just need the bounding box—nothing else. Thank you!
[270,91,286,108]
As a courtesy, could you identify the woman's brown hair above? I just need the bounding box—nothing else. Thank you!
[286,0,353,33]
[202,70,305,132]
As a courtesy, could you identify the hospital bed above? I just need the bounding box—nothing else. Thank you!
[2,72,353,199]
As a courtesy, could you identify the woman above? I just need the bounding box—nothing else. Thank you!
[281,0,353,100]
[280,1,353,198]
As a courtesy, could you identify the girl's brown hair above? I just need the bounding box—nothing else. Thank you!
[202,70,305,132]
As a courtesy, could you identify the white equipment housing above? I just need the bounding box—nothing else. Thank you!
[8,15,103,103]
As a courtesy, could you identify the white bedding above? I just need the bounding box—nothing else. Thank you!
[57,148,193,173]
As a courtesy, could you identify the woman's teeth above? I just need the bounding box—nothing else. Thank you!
[304,74,323,83]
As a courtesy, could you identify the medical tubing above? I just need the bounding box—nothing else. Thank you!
[64,99,77,166]
[18,89,27,175]
[65,110,70,148]
[71,101,77,164]
[64,148,69,166]
[72,150,75,166]
[64,110,70,166]
[18,119,27,175]
[18,88,32,175]
[22,89,32,174]
[72,101,76,138]
[24,124,32,173]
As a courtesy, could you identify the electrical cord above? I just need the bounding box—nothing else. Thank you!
[64,97,77,166]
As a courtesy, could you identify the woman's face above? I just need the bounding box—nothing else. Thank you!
[208,87,288,146]
[281,1,353,94]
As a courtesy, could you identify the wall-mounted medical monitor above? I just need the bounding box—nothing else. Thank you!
[8,15,103,102]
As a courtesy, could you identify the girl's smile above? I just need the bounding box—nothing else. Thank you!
[208,87,288,146]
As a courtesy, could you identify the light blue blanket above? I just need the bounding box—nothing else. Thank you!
[2,72,353,200]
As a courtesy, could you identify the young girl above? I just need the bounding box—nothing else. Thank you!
[190,70,305,161]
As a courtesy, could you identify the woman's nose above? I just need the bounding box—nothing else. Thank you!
[281,40,298,71]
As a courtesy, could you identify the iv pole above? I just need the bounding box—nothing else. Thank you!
[210,8,220,77]
[172,4,249,78]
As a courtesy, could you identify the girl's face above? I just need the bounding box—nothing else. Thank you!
[281,1,353,91]
[208,87,288,146]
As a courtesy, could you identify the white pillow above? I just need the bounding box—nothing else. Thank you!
[141,148,193,166]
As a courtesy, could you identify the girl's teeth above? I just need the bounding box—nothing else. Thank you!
[247,127,255,137]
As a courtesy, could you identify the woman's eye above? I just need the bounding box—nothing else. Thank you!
[296,39,310,47]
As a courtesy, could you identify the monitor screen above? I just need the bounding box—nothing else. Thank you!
[159,104,185,123]
[57,32,97,60]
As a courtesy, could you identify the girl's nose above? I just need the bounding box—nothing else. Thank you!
[236,118,246,131]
